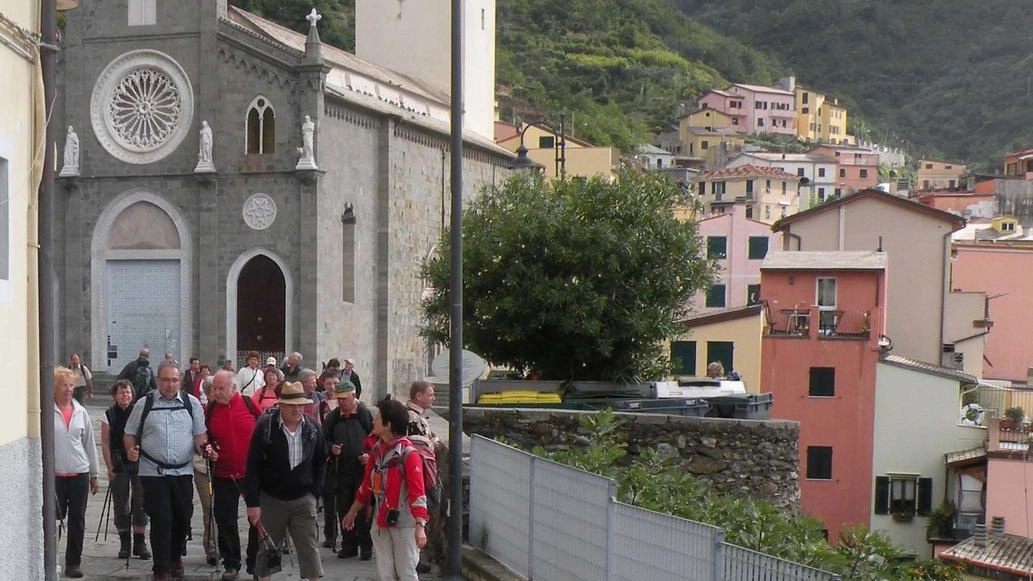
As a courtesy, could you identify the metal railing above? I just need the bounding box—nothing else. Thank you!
[469,435,840,581]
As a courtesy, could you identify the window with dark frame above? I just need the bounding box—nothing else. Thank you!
[747,284,761,305]
[670,341,696,376]
[747,236,768,260]
[874,475,933,517]
[705,284,726,308]
[806,446,833,480]
[538,135,555,149]
[809,367,835,397]
[707,236,727,259]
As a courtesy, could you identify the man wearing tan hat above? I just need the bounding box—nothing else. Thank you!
[244,382,327,581]
[322,379,373,559]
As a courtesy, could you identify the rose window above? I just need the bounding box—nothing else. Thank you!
[108,67,183,151]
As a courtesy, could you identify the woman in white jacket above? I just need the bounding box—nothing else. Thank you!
[53,366,100,578]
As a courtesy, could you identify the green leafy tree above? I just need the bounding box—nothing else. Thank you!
[421,172,715,381]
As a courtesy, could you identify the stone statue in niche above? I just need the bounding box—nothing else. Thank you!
[295,114,317,170]
[194,120,215,173]
[60,125,80,177]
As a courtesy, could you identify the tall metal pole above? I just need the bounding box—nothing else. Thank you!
[39,0,59,578]
[445,0,464,576]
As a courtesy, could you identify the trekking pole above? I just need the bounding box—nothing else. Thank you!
[205,452,220,574]
[94,486,112,542]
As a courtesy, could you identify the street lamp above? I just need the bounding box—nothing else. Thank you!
[508,114,567,179]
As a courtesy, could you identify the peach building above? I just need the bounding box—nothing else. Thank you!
[916,159,966,191]
[695,164,801,223]
[807,144,879,195]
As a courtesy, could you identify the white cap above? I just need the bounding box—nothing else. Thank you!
[265,356,277,366]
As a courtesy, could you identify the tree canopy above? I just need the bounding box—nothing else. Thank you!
[421,172,715,381]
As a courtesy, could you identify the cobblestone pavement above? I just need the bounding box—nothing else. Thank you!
[62,396,447,581]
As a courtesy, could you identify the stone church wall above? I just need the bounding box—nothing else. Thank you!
[463,407,802,514]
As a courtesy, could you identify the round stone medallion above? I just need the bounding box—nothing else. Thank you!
[90,50,194,165]
[243,194,277,231]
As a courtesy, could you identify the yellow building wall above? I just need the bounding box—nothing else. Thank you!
[498,125,618,179]
[680,109,733,140]
[794,88,826,142]
[822,102,850,145]
[0,0,41,445]
[668,313,764,392]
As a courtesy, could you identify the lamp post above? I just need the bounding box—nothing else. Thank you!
[508,114,567,179]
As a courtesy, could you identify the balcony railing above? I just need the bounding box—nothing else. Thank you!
[987,416,1032,454]
[764,303,870,340]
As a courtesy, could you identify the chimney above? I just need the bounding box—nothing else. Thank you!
[973,524,988,548]
[991,516,1005,538]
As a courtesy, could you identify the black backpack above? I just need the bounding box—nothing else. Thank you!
[134,391,196,470]
[133,362,153,398]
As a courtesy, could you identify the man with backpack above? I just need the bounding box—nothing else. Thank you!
[123,360,209,581]
[322,379,373,559]
[405,381,440,574]
[244,382,327,581]
[205,370,261,580]
[118,348,157,398]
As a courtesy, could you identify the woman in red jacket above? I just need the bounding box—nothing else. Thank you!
[342,398,428,581]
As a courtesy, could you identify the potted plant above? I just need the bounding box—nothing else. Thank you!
[1003,406,1025,430]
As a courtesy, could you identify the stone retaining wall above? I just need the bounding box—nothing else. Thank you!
[463,408,801,514]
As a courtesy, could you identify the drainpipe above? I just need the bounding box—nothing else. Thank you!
[940,231,951,367]
[39,0,58,578]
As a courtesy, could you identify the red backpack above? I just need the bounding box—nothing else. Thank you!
[403,435,442,509]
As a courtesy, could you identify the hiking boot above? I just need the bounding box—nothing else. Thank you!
[360,547,372,561]
[118,532,131,559]
[221,569,239,581]
[337,546,358,559]
[63,565,83,578]
[206,552,219,566]
[321,539,335,549]
[416,562,432,574]
[133,533,151,560]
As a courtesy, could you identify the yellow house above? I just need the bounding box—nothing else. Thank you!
[669,304,764,393]
[822,99,853,145]
[680,107,734,135]
[916,159,966,191]
[795,85,854,145]
[681,126,745,170]
[0,0,46,577]
[496,123,619,180]
[695,164,800,224]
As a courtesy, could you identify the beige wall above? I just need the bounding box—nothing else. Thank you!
[782,197,954,363]
[670,312,763,392]
[498,125,618,179]
[943,291,987,377]
[0,1,41,445]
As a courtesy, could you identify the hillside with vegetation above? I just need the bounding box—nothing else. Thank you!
[230,0,783,152]
[675,0,1033,167]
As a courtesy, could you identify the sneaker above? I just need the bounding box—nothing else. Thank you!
[63,565,84,578]
[360,547,372,561]
[221,569,239,581]
[416,562,432,574]
[337,547,358,559]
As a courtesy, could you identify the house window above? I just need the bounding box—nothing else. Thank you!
[711,181,726,199]
[745,180,754,198]
[705,284,726,308]
[747,236,768,260]
[707,236,727,259]
[859,169,869,179]
[670,341,696,376]
[809,367,835,397]
[246,96,276,154]
[925,163,933,169]
[747,284,761,305]
[818,167,826,177]
[839,168,846,178]
[802,92,809,104]
[656,158,663,168]
[701,140,710,150]
[757,118,765,127]
[707,341,734,375]
[538,135,555,149]
[1002,221,1016,232]
[797,168,805,176]
[945,164,953,170]
[763,205,770,220]
[806,446,833,480]
[874,475,933,517]
[948,179,955,189]
[816,277,838,333]
[128,0,156,25]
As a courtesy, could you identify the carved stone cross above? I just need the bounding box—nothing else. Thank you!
[306,8,322,28]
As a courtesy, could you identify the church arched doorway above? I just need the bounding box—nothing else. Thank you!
[233,254,287,365]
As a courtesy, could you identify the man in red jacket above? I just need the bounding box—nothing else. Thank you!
[205,370,261,580]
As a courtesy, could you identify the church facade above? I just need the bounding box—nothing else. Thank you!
[56,0,508,399]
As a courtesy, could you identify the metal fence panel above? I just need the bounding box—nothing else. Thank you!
[468,436,533,576]
[530,457,613,581]
[612,502,721,581]
[722,543,840,581]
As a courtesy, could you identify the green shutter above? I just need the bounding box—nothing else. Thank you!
[874,476,889,515]
[917,478,933,516]
[670,341,697,376]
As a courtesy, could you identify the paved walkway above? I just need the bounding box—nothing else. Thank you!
[64,396,447,581]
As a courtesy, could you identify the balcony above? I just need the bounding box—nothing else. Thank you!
[987,417,1032,455]
[764,304,871,340]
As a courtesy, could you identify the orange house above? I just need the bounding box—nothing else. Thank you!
[760,250,887,540]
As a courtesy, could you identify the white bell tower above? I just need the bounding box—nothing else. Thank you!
[355,0,496,141]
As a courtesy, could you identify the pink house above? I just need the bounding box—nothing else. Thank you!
[699,83,795,136]
[760,250,887,541]
[807,145,879,195]
[691,201,782,313]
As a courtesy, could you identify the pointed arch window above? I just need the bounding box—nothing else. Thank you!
[246,96,276,154]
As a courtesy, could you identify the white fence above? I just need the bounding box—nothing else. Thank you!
[469,435,840,581]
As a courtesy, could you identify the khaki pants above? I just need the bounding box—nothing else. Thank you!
[255,493,322,580]
[193,468,215,557]
[371,525,420,581]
